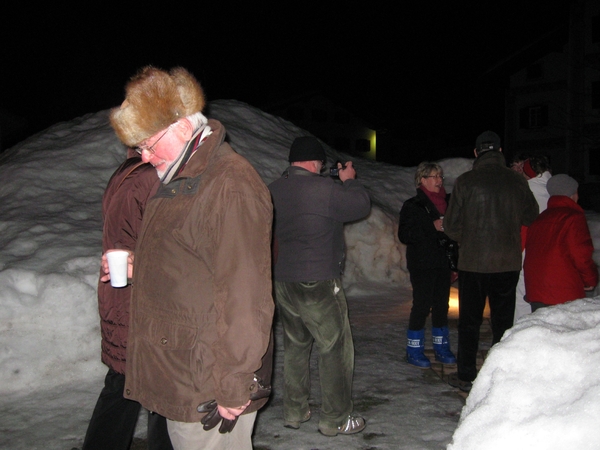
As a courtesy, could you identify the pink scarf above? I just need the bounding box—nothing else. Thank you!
[419,185,447,215]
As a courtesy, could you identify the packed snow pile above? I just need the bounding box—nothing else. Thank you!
[448,296,600,450]
[2,99,600,450]
[0,100,443,397]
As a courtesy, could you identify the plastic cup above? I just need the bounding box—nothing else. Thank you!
[106,250,129,288]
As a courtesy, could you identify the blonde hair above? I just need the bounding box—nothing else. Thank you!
[414,162,443,187]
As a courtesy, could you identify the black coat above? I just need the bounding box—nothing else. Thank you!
[398,189,453,271]
[444,150,538,272]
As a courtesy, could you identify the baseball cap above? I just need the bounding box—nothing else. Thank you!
[475,131,501,153]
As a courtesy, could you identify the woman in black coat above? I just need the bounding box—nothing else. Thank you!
[398,162,456,368]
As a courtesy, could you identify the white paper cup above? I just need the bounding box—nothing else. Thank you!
[106,250,129,288]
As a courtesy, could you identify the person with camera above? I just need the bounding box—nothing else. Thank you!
[269,136,370,437]
[398,162,457,369]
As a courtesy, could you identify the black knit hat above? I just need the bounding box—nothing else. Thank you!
[475,130,501,153]
[288,137,326,163]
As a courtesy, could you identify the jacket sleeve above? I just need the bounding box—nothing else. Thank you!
[443,182,462,243]
[211,180,274,408]
[398,199,431,245]
[329,179,371,223]
[567,213,599,288]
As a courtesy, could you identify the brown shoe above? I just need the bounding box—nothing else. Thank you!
[319,415,366,436]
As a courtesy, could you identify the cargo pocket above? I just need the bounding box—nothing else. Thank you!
[137,314,200,401]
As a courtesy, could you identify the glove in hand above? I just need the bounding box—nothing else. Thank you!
[197,400,238,433]
[196,375,272,434]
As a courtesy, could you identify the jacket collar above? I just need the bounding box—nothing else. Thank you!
[473,150,506,169]
[285,166,321,177]
[176,119,226,179]
[547,195,584,212]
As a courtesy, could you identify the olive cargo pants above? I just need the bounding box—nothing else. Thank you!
[275,279,355,429]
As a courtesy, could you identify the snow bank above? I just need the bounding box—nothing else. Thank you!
[0,101,434,396]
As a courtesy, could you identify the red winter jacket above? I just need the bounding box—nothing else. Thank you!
[524,195,598,305]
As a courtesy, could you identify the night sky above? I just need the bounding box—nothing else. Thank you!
[1,2,571,153]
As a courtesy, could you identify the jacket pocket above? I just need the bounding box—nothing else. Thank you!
[135,314,205,401]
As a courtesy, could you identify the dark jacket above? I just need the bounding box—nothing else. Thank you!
[444,151,539,273]
[124,120,274,422]
[524,195,598,305]
[398,188,452,271]
[268,166,371,282]
[98,156,159,375]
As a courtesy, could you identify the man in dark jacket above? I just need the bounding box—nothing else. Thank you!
[83,151,172,450]
[106,66,274,450]
[444,131,538,392]
[269,137,370,437]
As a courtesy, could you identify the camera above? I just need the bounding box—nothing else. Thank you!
[329,161,346,178]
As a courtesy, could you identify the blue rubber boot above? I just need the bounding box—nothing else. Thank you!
[406,329,431,368]
[432,326,457,364]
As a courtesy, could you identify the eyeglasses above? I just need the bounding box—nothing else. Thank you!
[424,175,444,180]
[135,126,171,155]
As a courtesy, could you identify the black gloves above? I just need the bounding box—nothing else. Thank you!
[197,375,272,434]
[197,400,238,433]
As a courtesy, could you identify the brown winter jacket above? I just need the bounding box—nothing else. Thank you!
[444,150,539,273]
[124,120,275,423]
[98,155,159,374]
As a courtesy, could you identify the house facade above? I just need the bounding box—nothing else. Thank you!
[504,0,600,181]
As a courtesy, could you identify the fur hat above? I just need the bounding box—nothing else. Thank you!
[110,66,206,146]
[546,174,578,197]
[288,136,326,163]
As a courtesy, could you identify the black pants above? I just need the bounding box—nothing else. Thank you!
[408,267,451,330]
[529,302,549,312]
[82,369,173,450]
[457,270,519,381]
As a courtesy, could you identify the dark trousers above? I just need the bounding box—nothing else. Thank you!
[82,369,173,450]
[457,270,519,381]
[529,302,548,312]
[408,267,451,330]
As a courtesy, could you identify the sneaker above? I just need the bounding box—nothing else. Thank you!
[319,415,366,436]
[284,410,311,429]
[447,372,472,392]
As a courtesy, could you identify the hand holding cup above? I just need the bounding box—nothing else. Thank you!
[101,250,134,286]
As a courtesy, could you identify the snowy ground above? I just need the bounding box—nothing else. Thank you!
[252,286,464,450]
[1,284,464,450]
[1,100,599,449]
